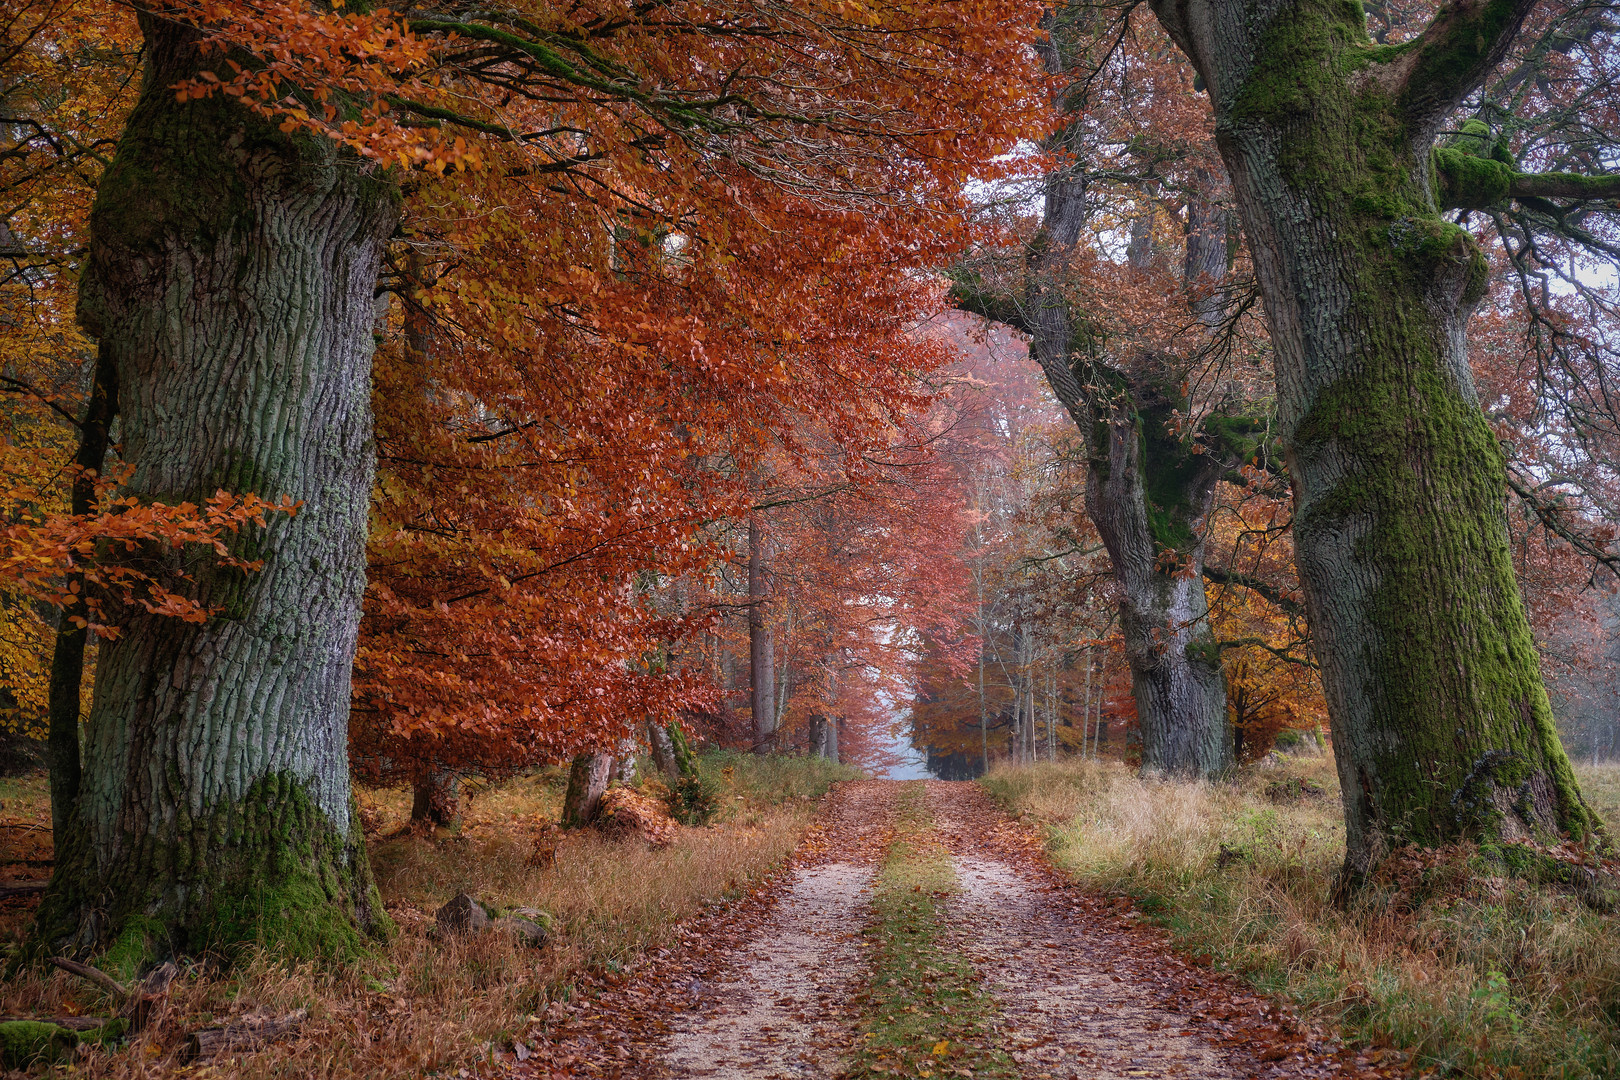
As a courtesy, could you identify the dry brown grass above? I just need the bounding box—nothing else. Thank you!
[0,752,858,1078]
[984,757,1620,1080]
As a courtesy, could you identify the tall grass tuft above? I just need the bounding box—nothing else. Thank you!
[984,758,1620,1080]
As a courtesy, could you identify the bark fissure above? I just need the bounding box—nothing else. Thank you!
[37,11,399,961]
[1145,0,1596,878]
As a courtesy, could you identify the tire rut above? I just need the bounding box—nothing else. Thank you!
[659,782,894,1078]
[514,779,1399,1080]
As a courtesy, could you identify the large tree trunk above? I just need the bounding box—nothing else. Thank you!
[1084,380,1233,776]
[1007,130,1235,779]
[44,344,118,842]
[748,515,776,753]
[1148,0,1597,878]
[35,12,399,966]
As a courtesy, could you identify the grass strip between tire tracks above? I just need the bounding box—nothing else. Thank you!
[847,782,1015,1080]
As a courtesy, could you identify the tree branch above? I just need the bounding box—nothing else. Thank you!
[1434,145,1620,209]
[1217,636,1319,669]
[946,272,1030,335]
[1508,171,1620,201]
[1397,0,1543,134]
[1202,565,1307,617]
[1505,471,1620,577]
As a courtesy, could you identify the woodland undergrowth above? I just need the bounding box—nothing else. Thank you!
[0,751,858,1078]
[984,757,1620,1080]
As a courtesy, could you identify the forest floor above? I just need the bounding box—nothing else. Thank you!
[4,760,1617,1077]
[511,779,1402,1080]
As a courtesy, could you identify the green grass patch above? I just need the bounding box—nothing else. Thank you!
[983,758,1620,1080]
[848,783,1015,1080]
[697,749,864,809]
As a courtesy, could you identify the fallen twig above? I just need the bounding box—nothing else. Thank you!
[0,883,47,900]
[0,1015,113,1031]
[49,957,129,1002]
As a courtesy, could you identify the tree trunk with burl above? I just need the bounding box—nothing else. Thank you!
[1145,0,1604,880]
[34,11,398,969]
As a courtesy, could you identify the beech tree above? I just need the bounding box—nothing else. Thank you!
[26,0,1043,962]
[1117,0,1619,874]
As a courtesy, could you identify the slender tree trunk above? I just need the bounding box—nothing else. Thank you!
[561,752,613,827]
[35,12,399,966]
[1147,0,1598,879]
[612,737,639,784]
[410,770,462,831]
[748,515,776,753]
[975,559,989,774]
[810,715,839,760]
[44,344,118,843]
[1082,649,1093,760]
[1048,671,1057,760]
[648,721,680,781]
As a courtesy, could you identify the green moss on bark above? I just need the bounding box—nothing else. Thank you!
[0,1022,78,1068]
[1219,0,1598,863]
[34,773,389,974]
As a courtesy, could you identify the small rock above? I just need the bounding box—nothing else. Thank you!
[435,892,491,935]
[494,915,549,947]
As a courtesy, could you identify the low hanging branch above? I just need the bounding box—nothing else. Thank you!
[49,957,130,1002]
[1505,472,1620,579]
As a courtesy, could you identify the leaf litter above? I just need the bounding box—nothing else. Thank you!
[505,779,1408,1080]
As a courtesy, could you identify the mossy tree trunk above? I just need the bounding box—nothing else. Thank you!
[35,12,398,967]
[1082,376,1235,776]
[963,113,1238,778]
[1147,0,1599,878]
[561,752,613,827]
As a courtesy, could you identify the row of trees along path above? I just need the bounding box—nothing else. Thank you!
[506,780,1410,1079]
[5,0,1619,995]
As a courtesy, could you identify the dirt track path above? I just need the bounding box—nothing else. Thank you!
[659,784,893,1078]
[515,780,1398,1080]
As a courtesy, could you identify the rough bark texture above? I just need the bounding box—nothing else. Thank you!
[648,721,681,781]
[1146,0,1597,876]
[969,86,1236,778]
[35,11,398,967]
[1083,379,1234,776]
[561,752,613,827]
[409,770,462,830]
[808,715,839,762]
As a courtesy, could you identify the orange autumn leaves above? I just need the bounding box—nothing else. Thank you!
[328,2,1050,770]
[4,0,1050,772]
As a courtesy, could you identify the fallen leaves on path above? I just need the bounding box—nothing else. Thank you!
[507,781,894,1079]
[501,779,1408,1080]
[928,781,1409,1080]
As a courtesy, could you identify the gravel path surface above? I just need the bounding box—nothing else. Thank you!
[521,779,1397,1080]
